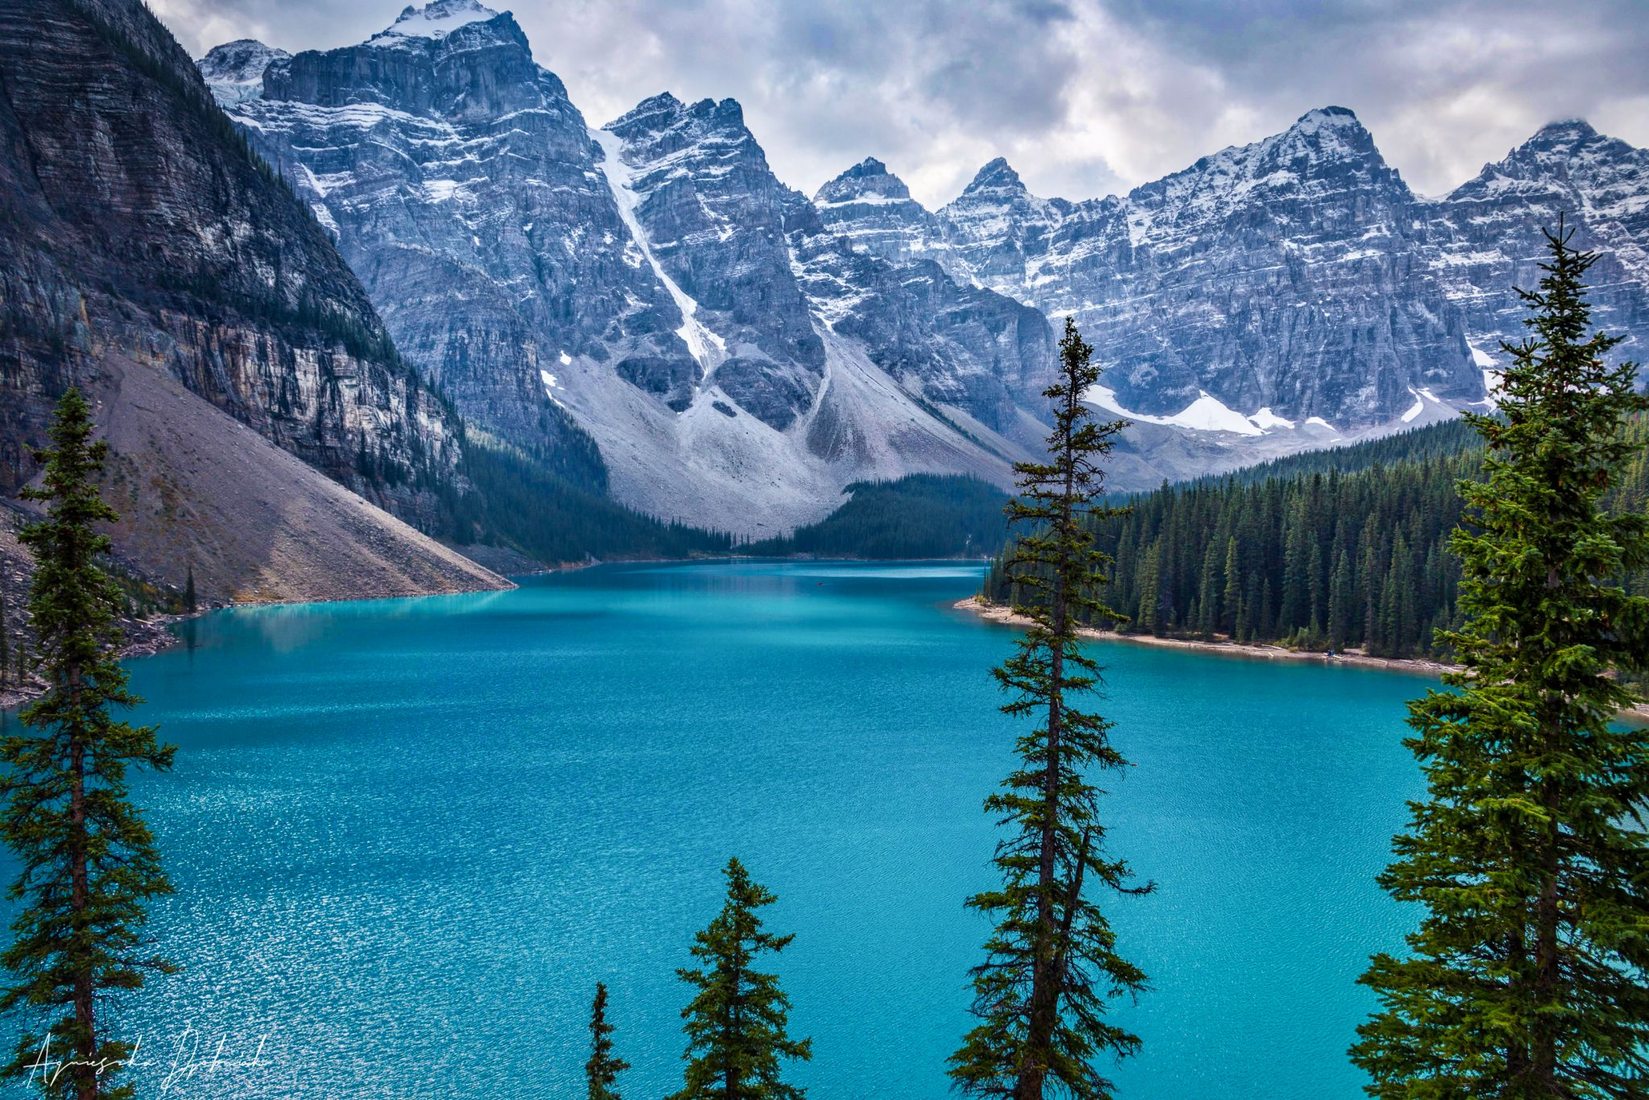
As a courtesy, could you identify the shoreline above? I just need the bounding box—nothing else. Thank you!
[0,610,184,712]
[954,597,1649,725]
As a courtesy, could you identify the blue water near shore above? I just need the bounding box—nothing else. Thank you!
[0,562,1425,1098]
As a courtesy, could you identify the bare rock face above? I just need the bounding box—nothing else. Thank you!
[1427,119,1649,381]
[804,158,1055,438]
[0,0,464,538]
[200,4,1056,531]
[210,2,661,483]
[0,0,507,600]
[916,110,1480,425]
[819,109,1648,432]
[812,156,947,268]
[600,93,827,430]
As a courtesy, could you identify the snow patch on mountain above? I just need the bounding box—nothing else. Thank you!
[1086,386,1264,436]
[591,126,726,375]
[197,40,288,108]
[369,0,498,45]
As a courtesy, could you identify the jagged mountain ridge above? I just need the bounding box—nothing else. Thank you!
[819,107,1649,429]
[1429,118,1649,383]
[201,0,1057,534]
[200,2,1649,529]
[0,0,504,600]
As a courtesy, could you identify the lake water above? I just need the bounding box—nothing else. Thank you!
[0,562,1425,1098]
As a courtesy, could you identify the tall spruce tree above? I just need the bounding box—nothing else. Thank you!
[1352,224,1649,1097]
[951,319,1150,1100]
[0,389,176,1100]
[672,857,810,1100]
[586,982,629,1100]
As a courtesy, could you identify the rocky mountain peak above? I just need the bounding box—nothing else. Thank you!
[369,0,503,45]
[197,39,289,106]
[1205,105,1372,174]
[606,91,688,134]
[1456,117,1642,194]
[198,39,287,83]
[815,156,914,206]
[1526,117,1600,148]
[810,156,941,267]
[962,156,1026,197]
[1292,104,1361,129]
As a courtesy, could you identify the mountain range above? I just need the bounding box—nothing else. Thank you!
[196,0,1649,535]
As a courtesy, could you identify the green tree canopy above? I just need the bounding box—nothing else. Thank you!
[951,319,1150,1100]
[672,857,810,1100]
[1,388,176,1100]
[1353,223,1649,1096]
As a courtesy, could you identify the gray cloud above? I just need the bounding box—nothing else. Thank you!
[152,0,1649,207]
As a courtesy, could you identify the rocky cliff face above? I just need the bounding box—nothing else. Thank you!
[910,109,1479,426]
[1427,119,1649,382]
[196,3,1649,517]
[813,157,947,267]
[203,2,1056,531]
[0,0,498,597]
[212,0,651,484]
[599,93,827,430]
[798,161,1054,438]
[818,108,1648,433]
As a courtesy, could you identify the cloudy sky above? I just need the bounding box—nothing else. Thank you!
[153,0,1649,208]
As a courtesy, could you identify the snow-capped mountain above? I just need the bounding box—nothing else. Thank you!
[200,3,1649,528]
[828,109,1478,428]
[813,157,947,267]
[194,38,289,107]
[1427,119,1649,389]
[201,2,1053,532]
[818,107,1649,437]
[597,92,826,428]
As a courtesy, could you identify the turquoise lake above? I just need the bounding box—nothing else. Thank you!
[0,562,1427,1098]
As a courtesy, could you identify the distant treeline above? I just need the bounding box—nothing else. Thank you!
[1188,418,1485,488]
[450,443,734,563]
[748,475,1011,559]
[984,416,1649,661]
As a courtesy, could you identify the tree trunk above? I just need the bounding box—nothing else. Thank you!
[68,668,97,1100]
[1531,756,1561,1089]
[724,958,741,1100]
[1017,390,1082,1100]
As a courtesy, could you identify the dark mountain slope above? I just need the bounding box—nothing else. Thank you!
[0,0,505,599]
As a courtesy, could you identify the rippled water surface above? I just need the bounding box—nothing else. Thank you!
[1,562,1425,1098]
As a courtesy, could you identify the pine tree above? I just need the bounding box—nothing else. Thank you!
[182,565,195,616]
[951,319,1150,1100]
[1352,223,1649,1097]
[1195,541,1220,640]
[1327,548,1354,651]
[1221,536,1241,637]
[0,388,177,1099]
[586,982,629,1100]
[673,857,810,1100]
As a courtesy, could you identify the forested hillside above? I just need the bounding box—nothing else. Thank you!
[1193,419,1482,486]
[984,417,1649,661]
[747,475,1011,559]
